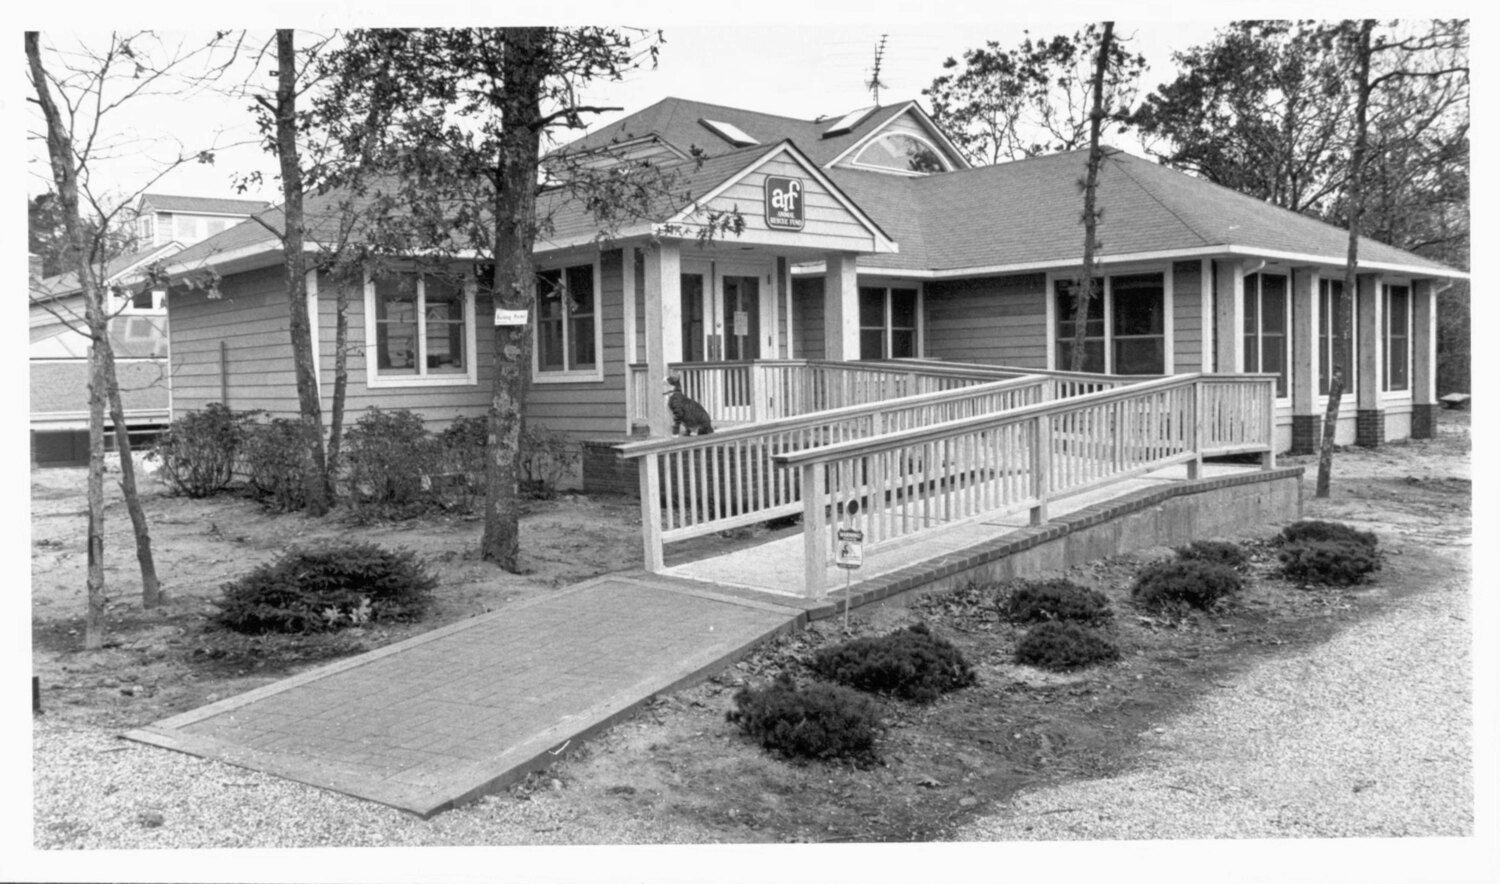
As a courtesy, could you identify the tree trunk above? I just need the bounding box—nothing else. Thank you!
[327,270,351,480]
[1316,20,1373,499]
[481,28,547,571]
[1072,21,1114,373]
[28,32,110,648]
[100,343,162,607]
[274,29,331,515]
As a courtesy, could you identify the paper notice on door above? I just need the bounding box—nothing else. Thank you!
[733,311,748,336]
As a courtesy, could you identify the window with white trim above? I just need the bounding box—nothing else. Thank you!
[535,263,598,376]
[1317,277,1355,396]
[1242,272,1289,397]
[369,271,471,381]
[851,133,949,174]
[1054,273,1164,374]
[858,286,918,359]
[1383,283,1410,392]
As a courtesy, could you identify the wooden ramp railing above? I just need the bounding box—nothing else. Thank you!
[772,373,1277,597]
[616,374,1095,570]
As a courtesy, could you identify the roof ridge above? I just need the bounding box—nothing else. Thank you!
[1103,152,1217,248]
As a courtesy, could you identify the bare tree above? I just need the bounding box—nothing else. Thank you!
[26,30,244,645]
[1070,22,1115,374]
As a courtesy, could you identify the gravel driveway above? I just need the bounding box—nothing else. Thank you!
[955,560,1473,841]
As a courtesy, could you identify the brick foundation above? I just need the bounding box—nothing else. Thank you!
[1289,414,1321,456]
[581,441,639,497]
[1411,403,1438,440]
[1355,409,1385,448]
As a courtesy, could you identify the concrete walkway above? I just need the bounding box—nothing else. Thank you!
[124,575,804,818]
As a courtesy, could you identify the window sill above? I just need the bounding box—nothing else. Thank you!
[366,372,479,389]
[533,369,605,385]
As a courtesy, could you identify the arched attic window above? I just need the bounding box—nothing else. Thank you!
[850,132,950,174]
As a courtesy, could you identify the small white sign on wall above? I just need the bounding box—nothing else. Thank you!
[494,308,529,326]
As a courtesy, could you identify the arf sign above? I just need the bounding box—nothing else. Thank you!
[764,176,805,231]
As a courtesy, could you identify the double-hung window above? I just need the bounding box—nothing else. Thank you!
[1317,277,1355,396]
[366,270,475,386]
[858,286,919,359]
[1242,272,1289,397]
[535,262,600,380]
[1054,272,1165,374]
[1383,283,1410,392]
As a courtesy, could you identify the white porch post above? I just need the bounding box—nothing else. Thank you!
[1289,267,1320,454]
[643,241,682,436]
[1355,272,1384,446]
[1412,279,1437,406]
[1214,259,1245,373]
[823,252,860,362]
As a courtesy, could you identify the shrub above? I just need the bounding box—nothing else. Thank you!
[435,416,489,512]
[809,623,976,703]
[243,418,311,512]
[1131,559,1243,613]
[1174,540,1249,572]
[1279,539,1381,586]
[213,542,437,634]
[1013,621,1121,671]
[341,407,438,513]
[520,424,580,499]
[152,403,259,497]
[1278,520,1377,551]
[999,578,1113,625]
[727,674,882,762]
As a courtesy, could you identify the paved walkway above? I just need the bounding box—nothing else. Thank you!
[124,575,804,817]
[125,461,1269,818]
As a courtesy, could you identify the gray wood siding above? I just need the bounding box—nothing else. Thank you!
[523,249,628,440]
[1172,260,1205,372]
[792,276,825,360]
[923,274,1048,368]
[169,264,305,418]
[704,155,875,250]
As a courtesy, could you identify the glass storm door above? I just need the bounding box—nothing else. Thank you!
[680,271,706,363]
[721,275,761,362]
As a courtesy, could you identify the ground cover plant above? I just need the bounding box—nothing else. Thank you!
[1130,558,1243,613]
[1174,539,1249,572]
[998,577,1113,625]
[213,541,437,634]
[1013,620,1121,671]
[1278,519,1378,550]
[727,675,883,762]
[1279,538,1382,586]
[808,623,976,703]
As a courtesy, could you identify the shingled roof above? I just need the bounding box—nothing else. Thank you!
[138,194,271,215]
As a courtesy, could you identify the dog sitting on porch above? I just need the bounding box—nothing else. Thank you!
[665,375,715,436]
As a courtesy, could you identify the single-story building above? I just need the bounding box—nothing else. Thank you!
[155,96,1465,491]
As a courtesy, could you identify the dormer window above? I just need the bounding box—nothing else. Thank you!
[699,118,758,147]
[851,132,950,174]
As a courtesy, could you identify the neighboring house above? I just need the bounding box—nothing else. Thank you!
[29,245,177,466]
[134,194,271,251]
[154,96,1465,491]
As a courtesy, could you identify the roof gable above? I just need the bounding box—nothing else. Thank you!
[138,194,271,215]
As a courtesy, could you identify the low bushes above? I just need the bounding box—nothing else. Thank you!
[153,403,259,498]
[1276,520,1381,586]
[809,623,975,703]
[727,675,883,762]
[242,418,311,512]
[213,541,437,634]
[999,578,1113,625]
[1131,559,1243,613]
[1174,540,1249,572]
[1013,621,1121,671]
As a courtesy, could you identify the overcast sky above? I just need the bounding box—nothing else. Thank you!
[22,17,1234,206]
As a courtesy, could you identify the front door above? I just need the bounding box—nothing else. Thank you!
[721,275,761,362]
[680,271,707,362]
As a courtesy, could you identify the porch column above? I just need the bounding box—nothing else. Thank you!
[1213,259,1246,373]
[643,241,682,436]
[823,252,860,362]
[1289,267,1320,455]
[1411,278,1438,439]
[1355,273,1384,447]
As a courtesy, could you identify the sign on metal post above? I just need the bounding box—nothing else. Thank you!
[835,528,864,569]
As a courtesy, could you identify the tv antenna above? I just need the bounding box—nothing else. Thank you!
[865,34,888,106]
